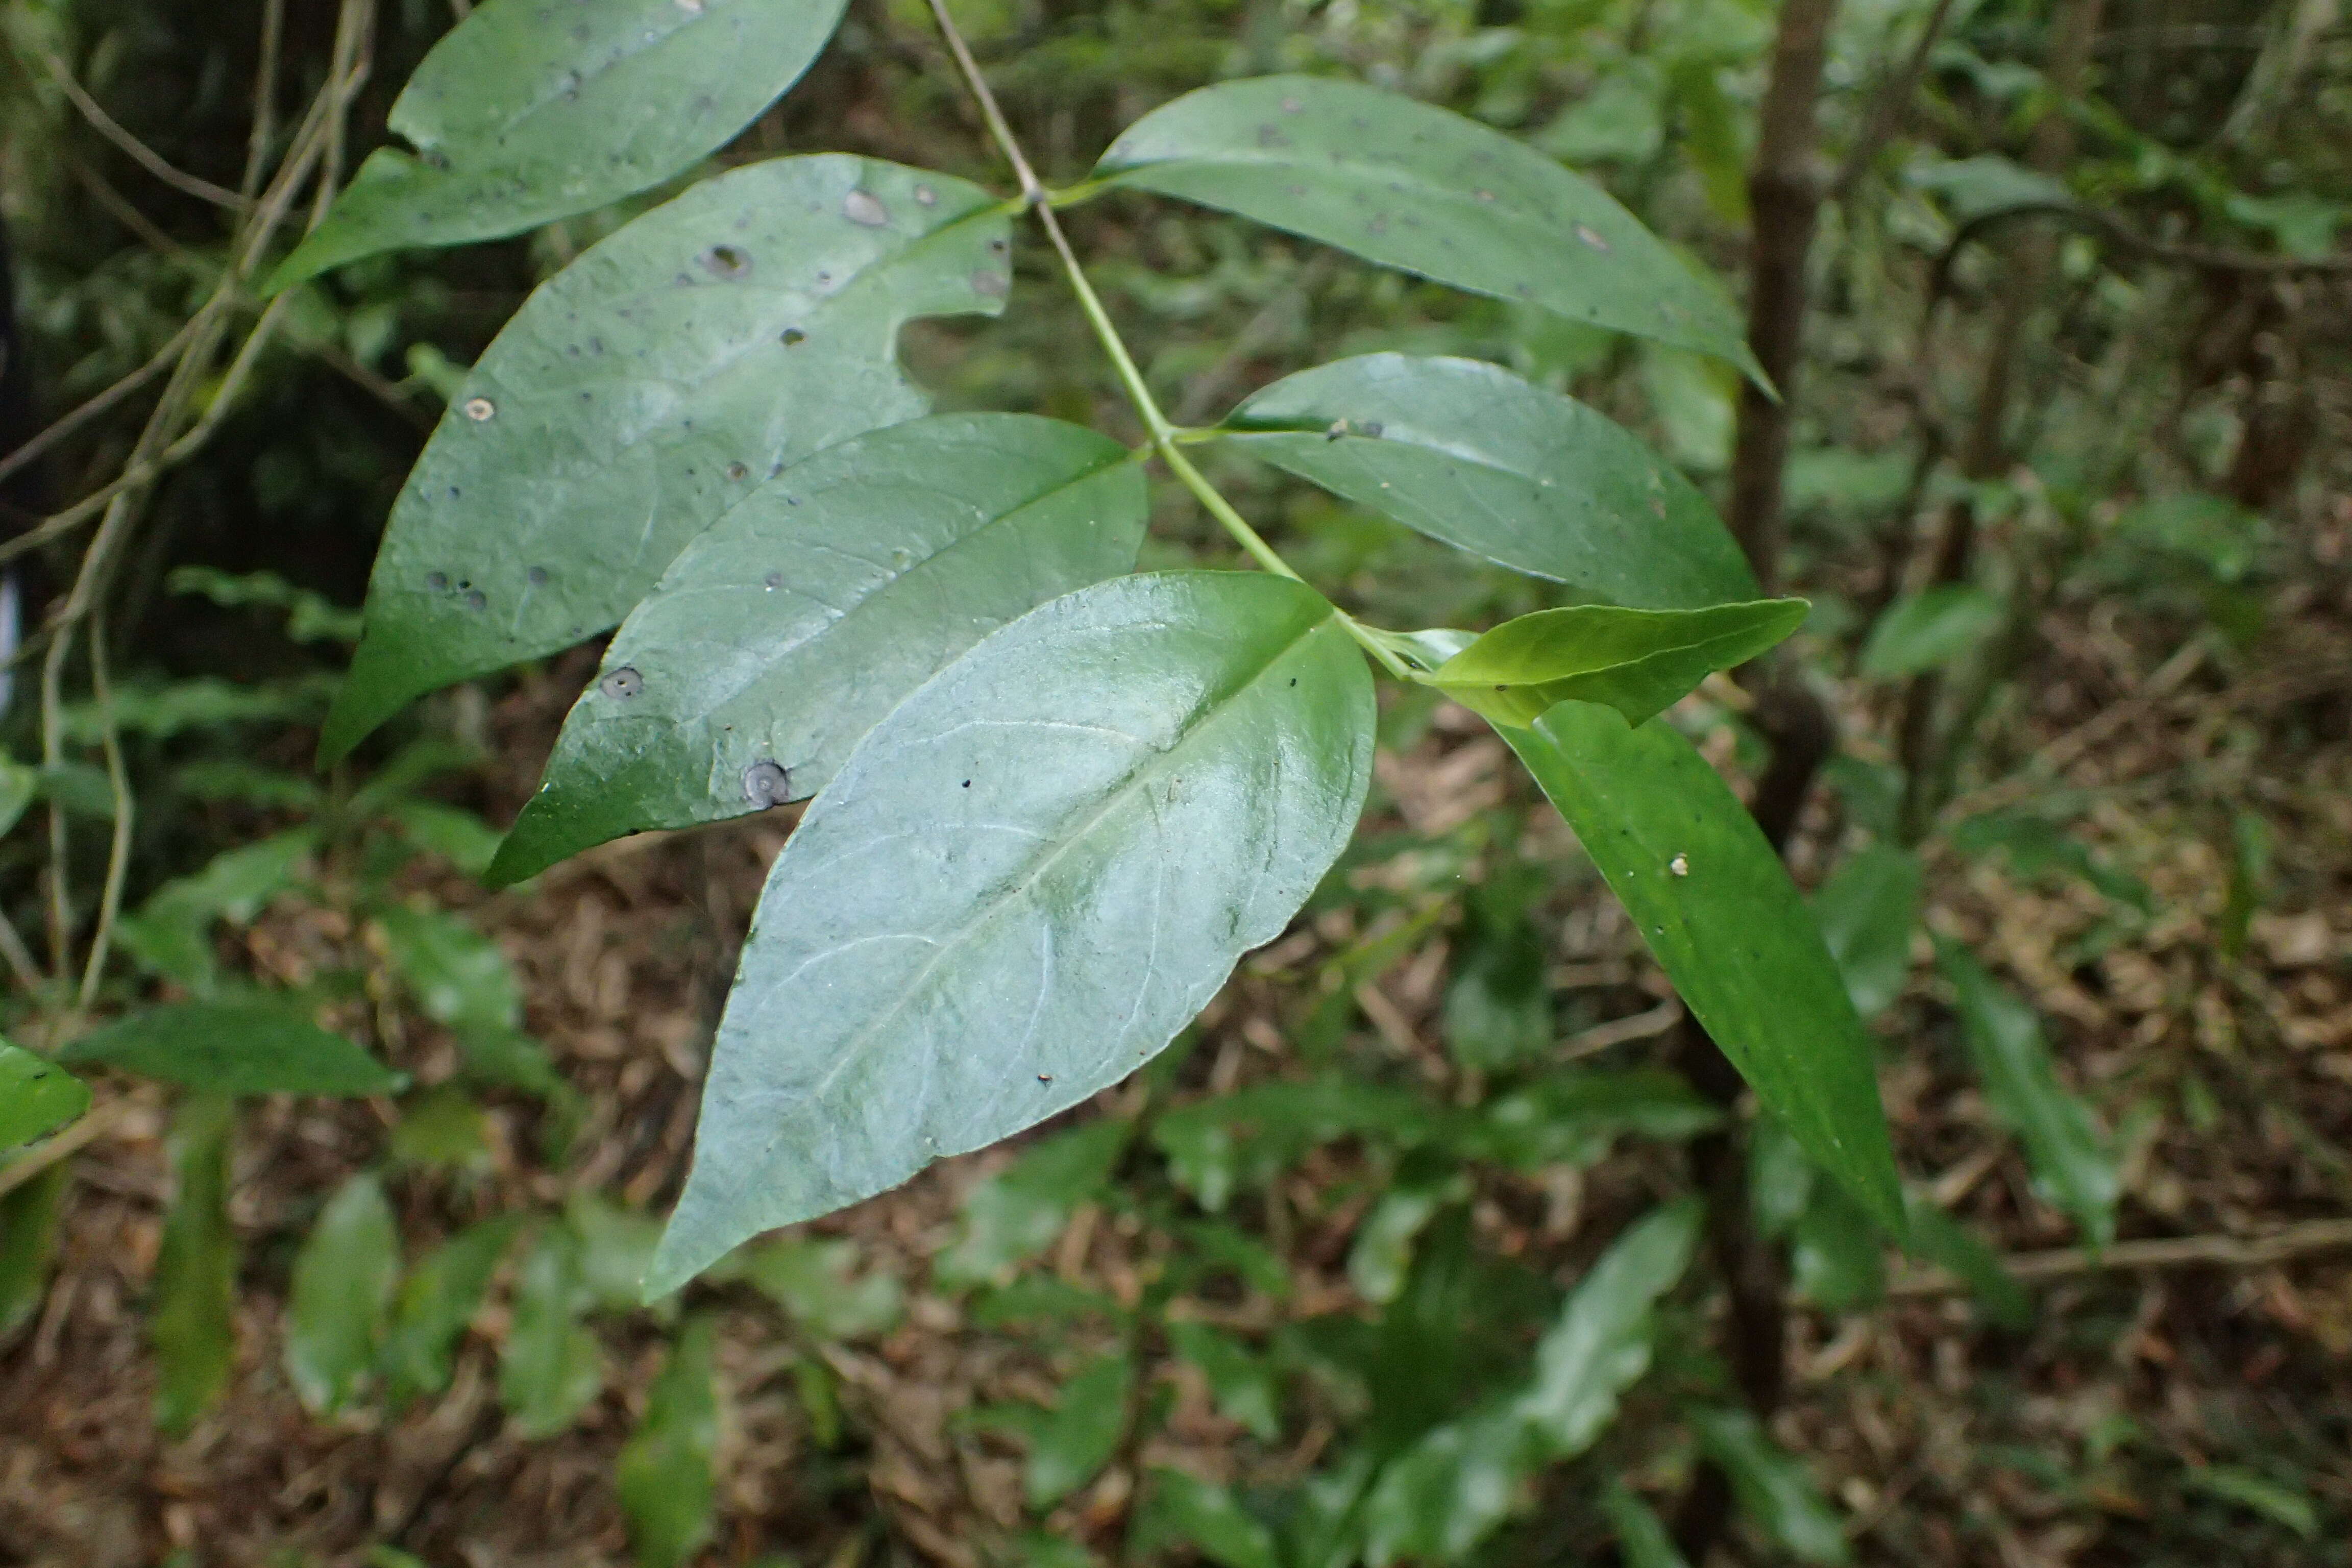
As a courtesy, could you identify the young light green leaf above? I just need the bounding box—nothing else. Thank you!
[285,1173,402,1414]
[1094,77,1758,377]
[0,1041,89,1148]
[1424,599,1806,728]
[376,904,520,1034]
[730,1236,904,1340]
[649,573,1376,1293]
[1857,584,2002,679]
[935,1119,1133,1290]
[382,1215,525,1404]
[1219,355,1756,607]
[1501,707,1904,1233]
[0,1164,70,1340]
[492,414,1148,885]
[617,1316,722,1568]
[1811,844,1921,1022]
[499,1225,606,1437]
[1165,1321,1282,1441]
[1515,1197,1701,1454]
[60,1001,400,1098]
[320,156,1013,761]
[1360,1407,1534,1567]
[153,1096,238,1435]
[1601,1483,1691,1568]
[267,0,853,290]
[1138,1468,1280,1568]
[1937,941,2118,1249]
[1027,1350,1135,1509]
[1689,1406,1851,1564]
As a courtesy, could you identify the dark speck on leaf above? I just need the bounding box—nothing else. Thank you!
[701,243,752,279]
[962,780,972,789]
[527,566,550,585]
[765,571,783,589]
[1038,1073,1054,1084]
[726,462,749,481]
[742,760,792,807]
[600,667,644,700]
[782,327,806,345]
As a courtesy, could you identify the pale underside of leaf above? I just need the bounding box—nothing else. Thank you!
[1223,355,1755,608]
[1095,77,1759,378]
[269,0,852,288]
[649,573,1375,1293]
[322,155,1013,761]
[491,414,1147,886]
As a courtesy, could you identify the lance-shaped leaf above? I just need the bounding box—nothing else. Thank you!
[648,573,1376,1292]
[153,1096,238,1434]
[59,1001,400,1098]
[0,1041,89,1148]
[1221,355,1756,607]
[1500,706,1904,1233]
[491,415,1148,886]
[284,1173,402,1414]
[1688,1407,1850,1564]
[1422,599,1806,728]
[1093,77,1758,377]
[321,156,1013,761]
[0,1164,70,1339]
[382,1215,526,1403]
[1812,844,1921,1022]
[1515,1197,1701,1454]
[268,0,852,290]
[1937,941,2118,1249]
[617,1316,722,1568]
[1602,1485,1691,1568]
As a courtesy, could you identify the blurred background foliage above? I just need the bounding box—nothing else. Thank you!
[2,0,2350,1563]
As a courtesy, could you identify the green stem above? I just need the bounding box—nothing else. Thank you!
[921,0,1413,681]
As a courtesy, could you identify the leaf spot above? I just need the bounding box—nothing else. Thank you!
[781,327,807,345]
[726,462,750,481]
[1669,853,1689,876]
[1475,189,1496,203]
[843,189,890,227]
[600,667,644,700]
[742,760,793,807]
[970,268,1010,299]
[914,184,938,207]
[424,572,449,592]
[701,243,753,280]
[462,397,495,422]
[1575,223,1610,252]
[1281,96,1303,113]
[527,566,550,585]
[765,571,783,590]
[463,590,487,612]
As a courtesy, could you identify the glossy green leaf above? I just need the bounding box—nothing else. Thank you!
[617,1316,721,1568]
[267,0,853,289]
[153,1095,238,1435]
[1501,706,1904,1233]
[285,1172,402,1414]
[1515,1198,1701,1453]
[1900,1192,2030,1330]
[936,1119,1133,1289]
[1095,77,1758,376]
[1857,584,2001,679]
[320,156,1014,760]
[1220,355,1756,607]
[731,1236,903,1340]
[649,573,1376,1292]
[377,904,520,1034]
[1139,1468,1280,1568]
[499,1225,606,1437]
[1937,941,2118,1249]
[1166,1321,1281,1440]
[1690,1406,1850,1564]
[1812,844,1921,1022]
[382,1215,525,1403]
[60,1001,400,1098]
[493,414,1148,885]
[1425,599,1806,728]
[0,1041,89,1148]
[1361,1407,1533,1567]
[1601,1483,1690,1568]
[0,1163,70,1340]
[1027,1350,1135,1509]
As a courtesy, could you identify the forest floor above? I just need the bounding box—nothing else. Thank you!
[7,564,2352,1568]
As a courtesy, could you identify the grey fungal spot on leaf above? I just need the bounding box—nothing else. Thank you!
[527,566,551,585]
[425,572,449,592]
[463,590,487,612]
[842,189,889,228]
[1575,223,1611,252]
[914,184,937,207]
[463,397,495,422]
[970,270,1009,299]
[600,667,644,700]
[742,760,792,806]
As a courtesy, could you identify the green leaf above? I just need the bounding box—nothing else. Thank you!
[388,1086,492,1171]
[284,1173,402,1414]
[731,1236,903,1339]
[1475,1069,1722,1169]
[117,830,316,994]
[153,1096,238,1435]
[1947,810,2150,913]
[1500,707,1904,1233]
[1689,1406,1850,1564]
[376,904,520,1034]
[1094,77,1758,377]
[267,0,853,289]
[381,1215,525,1404]
[1857,585,2001,679]
[385,800,506,877]
[1601,1483,1691,1568]
[499,1225,606,1438]
[1219,355,1756,607]
[936,1119,1133,1289]
[1360,1407,1534,1567]
[1908,154,2073,222]
[492,414,1148,885]
[0,1163,70,1340]
[1153,1077,1440,1212]
[1138,1468,1280,1568]
[1788,1181,1886,1311]
[1165,1321,1281,1440]
[2184,1466,2319,1541]
[1811,845,1920,1022]
[568,1193,668,1311]
[0,752,35,838]
[1937,942,2118,1249]
[1515,1198,1701,1453]
[617,1316,722,1568]
[1442,923,1552,1071]
[320,156,1013,761]
[1347,1175,1464,1306]
[1026,1350,1134,1509]
[60,1001,400,1098]
[649,573,1376,1292]
[1899,1192,2030,1330]
[0,1041,89,1148]
[1424,600,1806,728]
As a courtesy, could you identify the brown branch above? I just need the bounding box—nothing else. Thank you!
[1891,1218,2352,1296]
[36,46,251,211]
